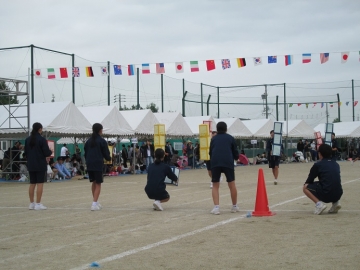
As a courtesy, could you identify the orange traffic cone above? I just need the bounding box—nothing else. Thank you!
[252,168,275,216]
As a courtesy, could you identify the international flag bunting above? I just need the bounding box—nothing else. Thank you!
[339,102,342,106]
[221,59,231,70]
[289,103,293,107]
[297,103,301,106]
[85,67,94,77]
[34,69,42,78]
[355,101,358,107]
[47,68,55,79]
[190,61,199,72]
[128,65,135,76]
[330,102,333,107]
[156,63,165,74]
[302,53,311,64]
[72,67,80,77]
[285,55,293,66]
[100,66,108,76]
[253,57,262,66]
[306,103,309,108]
[236,58,246,68]
[268,56,277,64]
[341,52,349,63]
[321,103,324,108]
[206,60,216,71]
[312,103,317,108]
[346,101,349,106]
[60,68,68,78]
[142,63,150,74]
[113,65,122,75]
[175,62,184,73]
[320,53,329,64]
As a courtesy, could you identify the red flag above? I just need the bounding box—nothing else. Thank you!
[312,103,317,108]
[354,101,358,107]
[297,103,301,106]
[60,68,68,78]
[206,60,216,71]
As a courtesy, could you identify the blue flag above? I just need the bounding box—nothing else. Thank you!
[268,56,277,64]
[113,65,122,75]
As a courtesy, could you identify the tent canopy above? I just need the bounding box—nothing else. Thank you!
[154,112,194,137]
[242,119,274,138]
[215,118,253,138]
[119,109,159,135]
[78,106,134,136]
[184,116,216,135]
[280,120,315,138]
[314,121,360,138]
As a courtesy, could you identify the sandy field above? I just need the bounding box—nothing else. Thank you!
[0,161,359,270]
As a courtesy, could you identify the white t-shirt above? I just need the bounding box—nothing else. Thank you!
[61,146,68,156]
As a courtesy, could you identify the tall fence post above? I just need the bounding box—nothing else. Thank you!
[182,79,185,116]
[161,74,164,112]
[276,95,279,121]
[352,79,355,121]
[137,68,140,109]
[207,95,211,116]
[217,87,220,118]
[72,54,75,104]
[107,61,110,106]
[182,91,188,117]
[337,93,340,122]
[30,44,34,103]
[201,83,203,116]
[283,83,286,121]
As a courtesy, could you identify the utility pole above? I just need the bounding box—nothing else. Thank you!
[326,103,329,123]
[114,94,125,110]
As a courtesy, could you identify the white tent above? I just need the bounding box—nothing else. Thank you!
[184,116,216,135]
[280,120,315,138]
[119,109,159,135]
[314,121,360,138]
[0,101,92,138]
[242,119,274,138]
[154,112,194,137]
[215,118,252,138]
[78,106,134,136]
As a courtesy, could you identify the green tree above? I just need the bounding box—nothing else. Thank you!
[0,81,19,105]
[333,118,341,123]
[120,103,158,111]
[146,102,159,113]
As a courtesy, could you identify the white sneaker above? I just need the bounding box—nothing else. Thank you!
[97,203,102,209]
[29,202,35,210]
[274,180,278,185]
[34,203,47,210]
[231,205,240,213]
[153,201,163,211]
[210,182,213,188]
[210,207,220,215]
[328,201,341,214]
[91,204,101,211]
[314,201,327,215]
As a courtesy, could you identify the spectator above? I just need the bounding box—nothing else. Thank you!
[304,140,312,162]
[54,157,71,179]
[165,141,174,165]
[10,141,22,180]
[144,140,155,169]
[170,150,180,167]
[310,140,317,161]
[331,133,339,161]
[60,144,69,158]
[187,141,194,168]
[297,139,304,153]
[121,144,128,168]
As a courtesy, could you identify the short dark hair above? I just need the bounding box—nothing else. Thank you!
[318,144,332,158]
[216,121,227,134]
[332,132,335,136]
[154,148,165,164]
[211,131,217,135]
[57,156,63,161]
[270,130,274,134]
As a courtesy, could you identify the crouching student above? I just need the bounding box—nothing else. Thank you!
[303,144,343,215]
[144,148,178,211]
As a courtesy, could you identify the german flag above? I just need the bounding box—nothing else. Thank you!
[237,58,246,68]
[85,67,94,77]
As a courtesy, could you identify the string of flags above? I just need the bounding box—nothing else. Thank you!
[33,50,360,78]
[288,101,358,108]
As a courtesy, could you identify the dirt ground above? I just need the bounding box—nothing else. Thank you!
[0,161,359,270]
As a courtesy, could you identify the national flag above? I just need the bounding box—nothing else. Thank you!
[341,52,349,63]
[306,103,309,108]
[34,69,42,78]
[175,62,184,73]
[354,101,358,107]
[297,103,301,106]
[47,68,55,79]
[236,58,246,68]
[313,103,317,108]
[268,56,277,64]
[289,103,293,107]
[85,67,94,77]
[338,102,342,107]
[113,65,122,75]
[206,60,216,71]
[346,101,349,106]
[321,103,324,108]
[253,57,262,66]
[142,63,150,74]
[60,68,68,78]
[221,59,231,70]
[285,55,293,66]
[190,61,199,72]
[330,102,333,107]
[320,53,329,64]
[156,63,165,74]
[72,67,80,77]
[128,65,135,76]
[302,53,311,64]
[100,66,108,76]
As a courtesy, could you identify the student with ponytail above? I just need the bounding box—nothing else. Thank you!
[144,148,178,211]
[24,122,52,210]
[84,123,111,211]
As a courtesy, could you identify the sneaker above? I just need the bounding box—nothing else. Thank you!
[97,203,102,209]
[210,182,213,188]
[274,180,278,185]
[314,201,327,215]
[231,205,240,213]
[210,207,220,215]
[34,203,47,210]
[91,204,101,211]
[153,201,163,211]
[29,202,35,210]
[328,201,341,214]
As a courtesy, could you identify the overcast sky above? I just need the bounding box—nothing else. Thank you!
[1,0,360,126]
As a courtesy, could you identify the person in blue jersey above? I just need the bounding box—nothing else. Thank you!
[145,148,178,211]
[84,123,111,211]
[209,121,239,215]
[303,144,343,215]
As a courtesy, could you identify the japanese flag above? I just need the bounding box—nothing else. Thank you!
[341,52,349,63]
[175,62,183,73]
[34,69,42,78]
